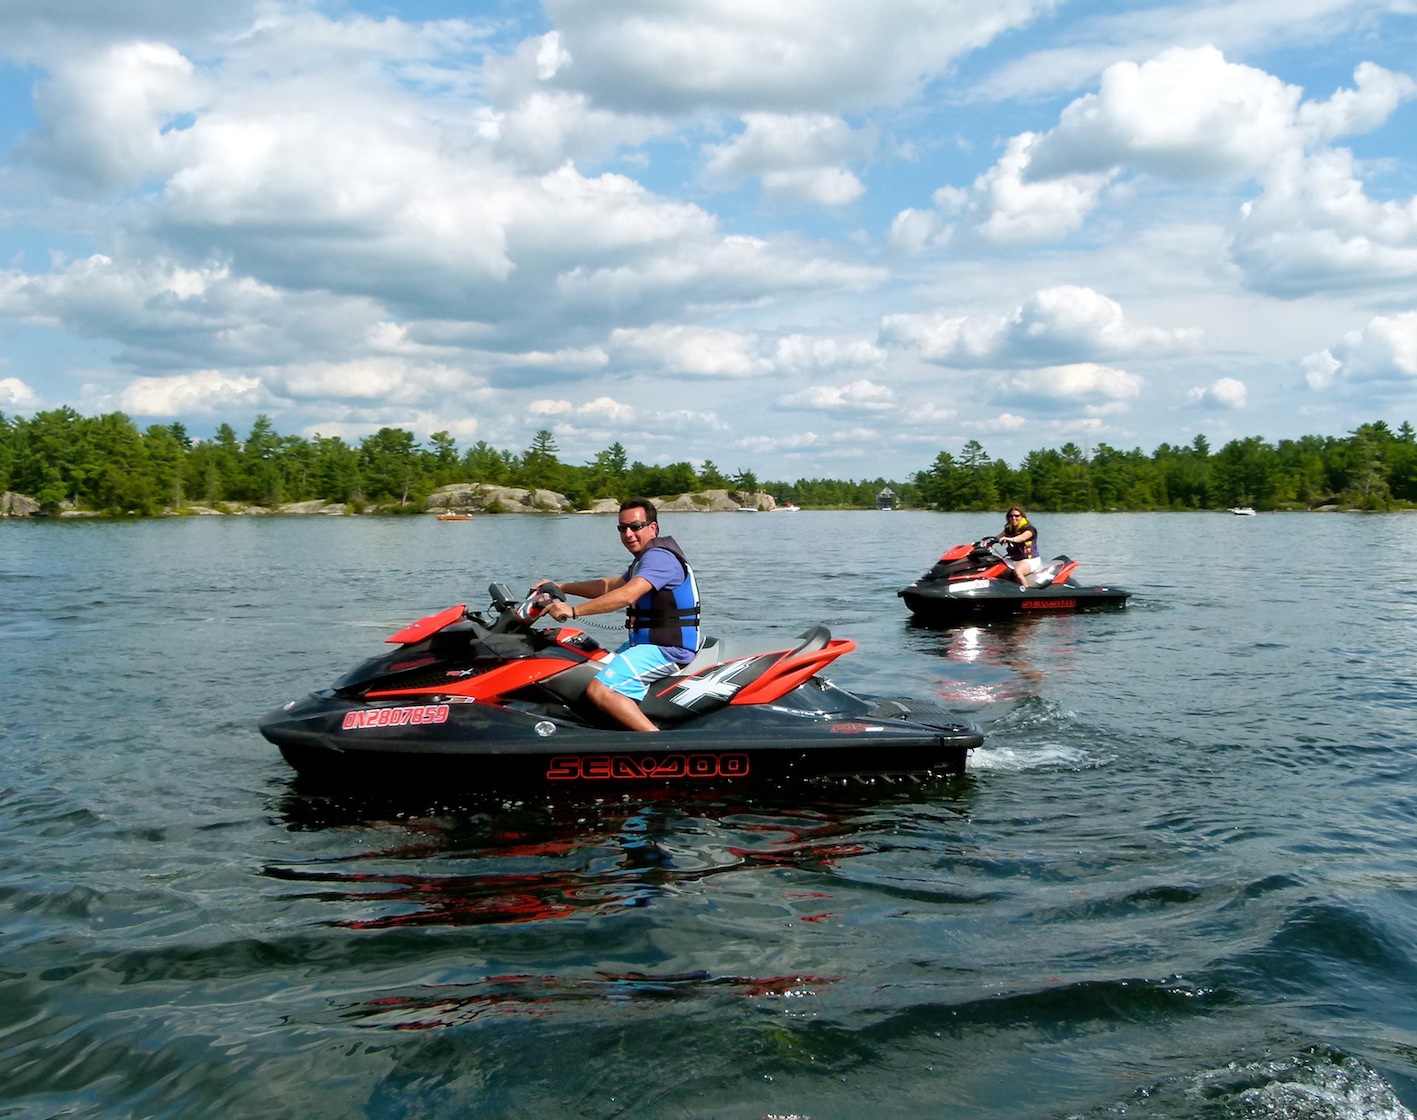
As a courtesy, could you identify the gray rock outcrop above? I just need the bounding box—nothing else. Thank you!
[426,484,575,514]
[0,491,40,517]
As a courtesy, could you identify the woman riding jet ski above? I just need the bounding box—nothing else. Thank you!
[898,506,1131,624]
[994,506,1041,587]
[260,581,984,790]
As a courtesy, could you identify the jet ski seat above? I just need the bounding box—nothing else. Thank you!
[1031,564,1059,588]
[685,636,744,671]
[685,625,832,673]
[788,624,832,657]
[1027,556,1069,588]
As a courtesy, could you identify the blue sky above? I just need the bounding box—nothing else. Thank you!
[1,0,1415,481]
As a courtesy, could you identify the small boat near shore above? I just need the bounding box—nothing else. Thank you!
[1229,506,1256,516]
[436,512,473,521]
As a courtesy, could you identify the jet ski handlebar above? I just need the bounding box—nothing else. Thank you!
[482,580,568,632]
[514,580,567,625]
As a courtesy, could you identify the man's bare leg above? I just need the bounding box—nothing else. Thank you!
[587,679,659,732]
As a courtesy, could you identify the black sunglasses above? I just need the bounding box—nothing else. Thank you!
[616,520,650,533]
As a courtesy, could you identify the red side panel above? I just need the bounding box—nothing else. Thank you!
[954,563,1007,582]
[553,627,612,660]
[939,544,972,562]
[386,604,466,645]
[730,639,857,706]
[1054,561,1078,584]
[366,657,570,700]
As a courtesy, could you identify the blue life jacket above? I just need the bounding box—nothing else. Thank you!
[626,536,700,652]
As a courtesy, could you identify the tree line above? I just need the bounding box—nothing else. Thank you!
[0,406,1412,516]
[914,426,1416,512]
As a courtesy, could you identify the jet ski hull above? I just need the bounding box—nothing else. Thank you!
[261,585,984,790]
[261,682,982,789]
[899,579,1131,623]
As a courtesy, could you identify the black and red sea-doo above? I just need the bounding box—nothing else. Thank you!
[260,582,984,789]
[898,538,1131,624]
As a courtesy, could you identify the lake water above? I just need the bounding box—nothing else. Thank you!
[2,510,1416,1119]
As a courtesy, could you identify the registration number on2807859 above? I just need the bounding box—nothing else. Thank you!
[341,704,450,730]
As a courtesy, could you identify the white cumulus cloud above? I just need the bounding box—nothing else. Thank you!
[1188,377,1248,408]
[963,412,1028,432]
[1304,312,1417,389]
[541,0,1054,113]
[1003,362,1142,404]
[771,334,886,376]
[737,431,821,453]
[775,378,896,411]
[1025,45,1306,182]
[579,396,635,422]
[22,40,203,190]
[118,370,264,415]
[881,286,1196,366]
[0,377,38,407]
[894,45,1417,275]
[270,359,473,404]
[609,324,768,379]
[705,113,871,205]
[959,132,1116,245]
[1231,147,1417,296]
[529,395,636,423]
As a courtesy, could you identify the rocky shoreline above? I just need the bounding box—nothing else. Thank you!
[0,484,779,518]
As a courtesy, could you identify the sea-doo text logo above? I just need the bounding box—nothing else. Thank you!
[342,704,450,730]
[546,753,750,781]
[1023,598,1076,610]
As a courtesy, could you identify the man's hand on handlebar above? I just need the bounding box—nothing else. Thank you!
[544,600,576,622]
[514,580,567,623]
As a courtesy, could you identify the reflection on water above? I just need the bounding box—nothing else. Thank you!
[907,618,1052,704]
[342,970,836,1032]
[265,789,958,1034]
[266,789,973,934]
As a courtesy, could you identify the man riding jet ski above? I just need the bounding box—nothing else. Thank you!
[535,497,699,733]
[260,582,984,791]
[898,506,1131,624]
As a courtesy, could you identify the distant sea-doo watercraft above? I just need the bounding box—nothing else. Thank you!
[898,538,1131,624]
[261,583,983,789]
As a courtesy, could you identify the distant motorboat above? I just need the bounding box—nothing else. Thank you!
[1229,506,1256,516]
[436,512,473,521]
[738,506,759,512]
[780,502,800,512]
